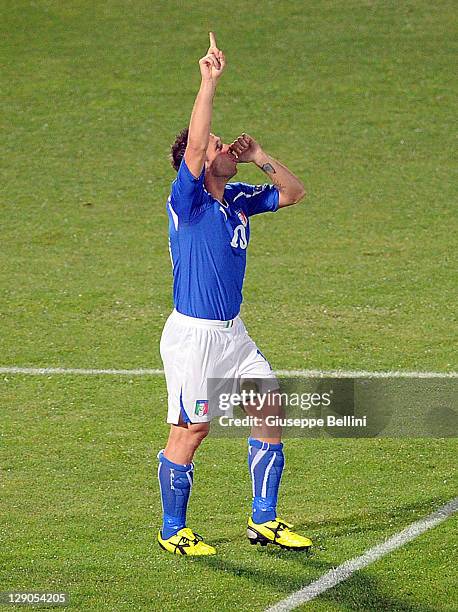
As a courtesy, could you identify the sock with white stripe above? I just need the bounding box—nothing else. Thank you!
[157,450,193,539]
[248,437,284,524]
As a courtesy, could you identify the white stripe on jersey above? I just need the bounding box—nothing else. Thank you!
[168,237,174,270]
[167,198,179,230]
[233,186,266,202]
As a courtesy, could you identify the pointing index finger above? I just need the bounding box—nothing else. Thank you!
[209,31,217,49]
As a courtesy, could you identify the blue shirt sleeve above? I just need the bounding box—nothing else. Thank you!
[169,158,205,223]
[228,182,279,217]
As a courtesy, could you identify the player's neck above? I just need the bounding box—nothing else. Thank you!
[204,174,228,204]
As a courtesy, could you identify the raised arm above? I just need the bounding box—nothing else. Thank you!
[184,32,226,178]
[230,133,306,207]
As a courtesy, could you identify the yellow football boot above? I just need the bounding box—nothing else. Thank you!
[157,527,216,556]
[247,517,312,551]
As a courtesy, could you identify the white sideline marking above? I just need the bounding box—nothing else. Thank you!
[0,367,164,376]
[265,497,458,612]
[0,367,457,378]
[274,369,458,379]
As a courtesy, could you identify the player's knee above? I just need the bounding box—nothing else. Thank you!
[171,422,209,449]
[188,423,210,446]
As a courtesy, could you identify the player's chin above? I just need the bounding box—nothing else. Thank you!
[227,162,238,178]
[220,167,237,180]
[216,160,237,179]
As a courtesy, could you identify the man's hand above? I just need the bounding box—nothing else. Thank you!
[199,32,226,82]
[229,133,263,163]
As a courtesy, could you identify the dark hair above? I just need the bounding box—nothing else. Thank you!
[170,127,189,171]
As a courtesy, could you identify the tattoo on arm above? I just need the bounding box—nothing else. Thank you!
[261,162,276,174]
[259,160,285,191]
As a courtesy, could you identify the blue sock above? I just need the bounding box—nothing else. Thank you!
[248,437,284,524]
[157,450,193,539]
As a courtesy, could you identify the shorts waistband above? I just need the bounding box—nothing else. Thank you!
[172,309,239,328]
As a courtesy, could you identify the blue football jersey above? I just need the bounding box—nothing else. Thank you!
[167,159,279,320]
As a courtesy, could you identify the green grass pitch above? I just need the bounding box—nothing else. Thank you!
[1,1,457,610]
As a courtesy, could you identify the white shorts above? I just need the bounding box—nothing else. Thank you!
[160,309,279,424]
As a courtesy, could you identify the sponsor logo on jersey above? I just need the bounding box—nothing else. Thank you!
[195,399,209,416]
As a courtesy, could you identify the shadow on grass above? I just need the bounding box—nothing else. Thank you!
[319,572,443,612]
[193,496,448,611]
[197,556,440,612]
[209,495,445,547]
[289,495,447,544]
[197,554,440,611]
